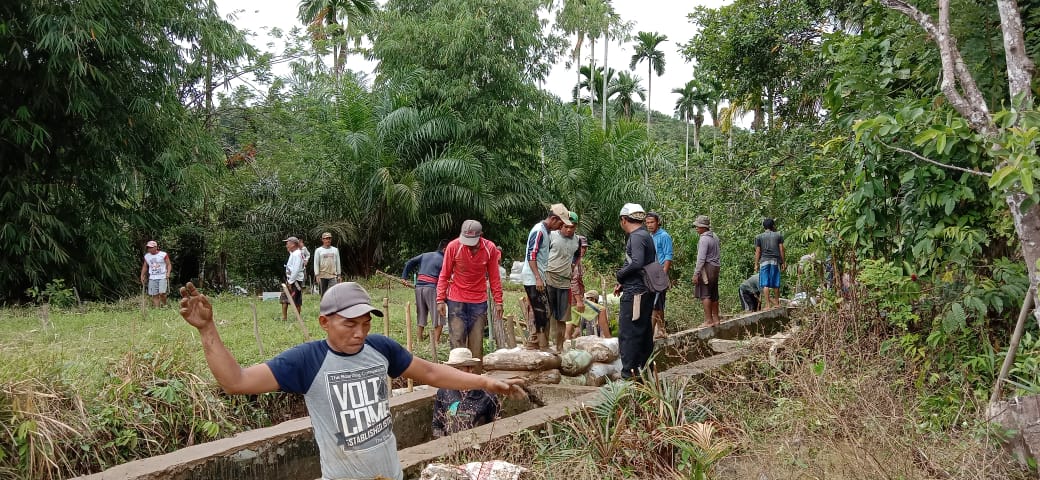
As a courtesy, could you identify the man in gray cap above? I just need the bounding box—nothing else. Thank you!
[281,236,305,321]
[178,281,524,480]
[614,203,657,379]
[692,215,721,326]
[436,220,504,365]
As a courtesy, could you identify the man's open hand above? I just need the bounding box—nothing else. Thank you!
[487,378,527,399]
[179,282,214,329]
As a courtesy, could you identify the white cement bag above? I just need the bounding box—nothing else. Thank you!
[421,460,528,480]
[570,336,620,363]
[558,349,593,376]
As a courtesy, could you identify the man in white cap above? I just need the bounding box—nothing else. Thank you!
[614,203,657,379]
[178,281,523,480]
[281,236,305,321]
[436,220,504,366]
[139,240,172,307]
[520,203,572,350]
[313,232,341,297]
[431,347,500,438]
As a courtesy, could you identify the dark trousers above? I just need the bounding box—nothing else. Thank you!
[524,285,552,332]
[618,290,656,379]
[318,277,337,297]
[446,300,487,361]
[739,289,759,311]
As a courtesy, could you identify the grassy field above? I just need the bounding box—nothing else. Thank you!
[0,274,713,390]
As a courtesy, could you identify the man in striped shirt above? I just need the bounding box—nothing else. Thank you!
[520,203,572,350]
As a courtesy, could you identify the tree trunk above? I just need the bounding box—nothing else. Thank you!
[694,115,703,154]
[646,63,652,134]
[1007,194,1040,326]
[684,116,690,180]
[589,37,596,111]
[602,37,609,129]
[996,0,1035,102]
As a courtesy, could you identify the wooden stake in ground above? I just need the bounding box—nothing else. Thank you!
[250,302,265,356]
[990,286,1035,404]
[504,314,517,349]
[281,283,312,341]
[405,301,413,392]
[39,303,51,329]
[382,297,390,337]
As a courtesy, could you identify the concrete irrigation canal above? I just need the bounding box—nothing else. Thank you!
[76,308,792,480]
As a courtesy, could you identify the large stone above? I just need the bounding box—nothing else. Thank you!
[987,394,1040,469]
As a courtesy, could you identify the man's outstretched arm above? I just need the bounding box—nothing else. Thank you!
[179,282,280,395]
[402,356,524,396]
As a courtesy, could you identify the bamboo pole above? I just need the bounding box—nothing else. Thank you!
[405,301,413,392]
[374,269,415,288]
[990,286,1035,404]
[382,297,390,337]
[281,283,312,341]
[251,302,265,356]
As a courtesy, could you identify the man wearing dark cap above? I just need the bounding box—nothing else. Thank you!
[614,203,657,379]
[179,281,523,480]
[645,212,673,339]
[436,220,504,365]
[281,236,305,321]
[692,215,721,326]
[520,203,572,350]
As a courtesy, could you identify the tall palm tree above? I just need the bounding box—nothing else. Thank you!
[629,31,667,135]
[297,0,376,73]
[573,65,616,105]
[611,71,645,120]
[673,79,706,178]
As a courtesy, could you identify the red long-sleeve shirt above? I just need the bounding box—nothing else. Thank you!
[436,238,503,304]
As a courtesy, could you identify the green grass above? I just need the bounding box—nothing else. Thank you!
[0,274,721,390]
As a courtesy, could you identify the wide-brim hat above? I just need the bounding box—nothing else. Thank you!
[445,347,481,367]
[320,282,384,319]
[693,215,711,228]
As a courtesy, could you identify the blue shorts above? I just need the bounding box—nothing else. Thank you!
[759,264,781,288]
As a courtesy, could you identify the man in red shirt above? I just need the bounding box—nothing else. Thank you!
[436,220,504,367]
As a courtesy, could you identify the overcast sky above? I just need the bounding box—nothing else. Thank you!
[216,0,728,117]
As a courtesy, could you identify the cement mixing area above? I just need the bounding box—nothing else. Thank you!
[76,308,792,480]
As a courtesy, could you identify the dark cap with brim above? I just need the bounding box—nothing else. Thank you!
[320,282,384,318]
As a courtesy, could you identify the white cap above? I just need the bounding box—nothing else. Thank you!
[619,203,645,217]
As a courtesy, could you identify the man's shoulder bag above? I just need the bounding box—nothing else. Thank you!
[642,262,670,293]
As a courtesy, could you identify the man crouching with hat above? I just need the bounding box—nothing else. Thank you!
[179,282,523,480]
[431,347,500,438]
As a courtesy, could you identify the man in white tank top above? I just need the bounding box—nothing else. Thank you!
[140,240,172,307]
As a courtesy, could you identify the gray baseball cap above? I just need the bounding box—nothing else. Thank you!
[320,282,384,318]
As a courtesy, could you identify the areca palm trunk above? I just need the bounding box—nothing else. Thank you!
[646,63,652,134]
[602,37,608,129]
[684,114,689,180]
[589,36,595,111]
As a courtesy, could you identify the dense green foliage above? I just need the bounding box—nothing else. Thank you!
[2,0,1040,475]
[0,0,252,299]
